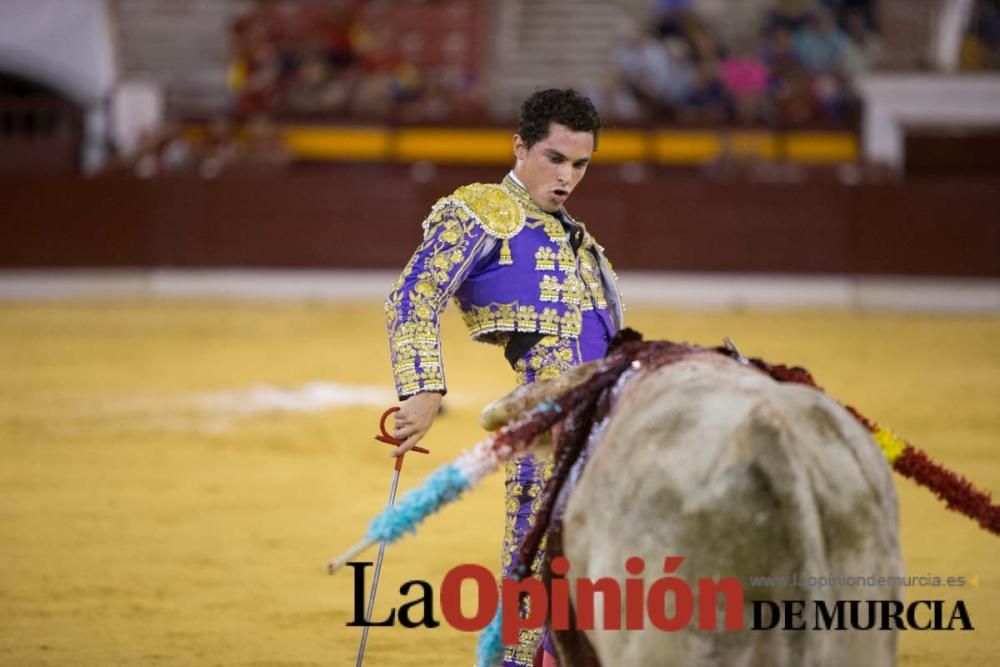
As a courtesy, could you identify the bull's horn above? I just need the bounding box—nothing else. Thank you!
[479,360,599,431]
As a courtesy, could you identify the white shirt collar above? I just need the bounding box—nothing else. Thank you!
[506,170,527,191]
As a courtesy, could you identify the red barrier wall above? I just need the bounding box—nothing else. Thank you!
[1,166,997,277]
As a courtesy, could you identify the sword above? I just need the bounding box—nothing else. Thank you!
[355,407,430,667]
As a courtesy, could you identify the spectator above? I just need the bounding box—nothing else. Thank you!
[316,2,356,70]
[793,8,849,74]
[158,122,193,172]
[840,8,881,76]
[765,25,816,124]
[129,124,193,178]
[199,118,241,179]
[821,0,877,32]
[617,30,693,114]
[236,35,283,115]
[243,115,292,167]
[131,129,161,179]
[584,72,644,122]
[768,0,820,32]
[615,25,646,94]
[721,41,770,123]
[652,0,695,39]
[659,37,698,108]
[286,45,334,113]
[685,25,727,122]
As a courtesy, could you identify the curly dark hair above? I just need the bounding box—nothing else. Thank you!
[516,88,602,150]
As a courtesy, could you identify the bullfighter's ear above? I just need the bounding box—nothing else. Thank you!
[479,360,600,431]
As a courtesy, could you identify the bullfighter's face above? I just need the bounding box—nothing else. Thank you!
[512,123,594,213]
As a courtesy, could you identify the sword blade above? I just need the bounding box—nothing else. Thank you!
[355,469,402,667]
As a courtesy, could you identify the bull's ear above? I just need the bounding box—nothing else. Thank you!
[479,360,600,431]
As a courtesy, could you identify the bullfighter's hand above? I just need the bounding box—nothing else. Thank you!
[391,391,443,456]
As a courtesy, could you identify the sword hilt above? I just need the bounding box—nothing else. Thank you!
[376,406,430,471]
[327,407,433,574]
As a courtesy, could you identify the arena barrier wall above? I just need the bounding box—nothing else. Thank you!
[1,166,997,278]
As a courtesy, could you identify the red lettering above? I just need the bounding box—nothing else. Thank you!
[698,578,745,630]
[625,557,645,629]
[575,577,621,630]
[439,564,498,632]
[549,557,571,631]
[501,577,548,645]
[647,557,693,631]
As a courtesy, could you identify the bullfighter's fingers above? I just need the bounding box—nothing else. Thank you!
[392,433,424,457]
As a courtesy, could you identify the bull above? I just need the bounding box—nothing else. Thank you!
[482,336,903,667]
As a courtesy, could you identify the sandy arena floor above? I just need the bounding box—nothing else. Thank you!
[0,301,997,666]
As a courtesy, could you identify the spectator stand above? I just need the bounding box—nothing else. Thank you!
[228,0,488,123]
[610,0,879,127]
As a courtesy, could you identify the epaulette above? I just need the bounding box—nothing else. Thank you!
[446,183,525,265]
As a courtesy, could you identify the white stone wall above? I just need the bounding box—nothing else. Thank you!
[0,0,116,171]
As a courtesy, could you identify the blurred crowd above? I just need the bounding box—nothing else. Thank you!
[108,116,290,179]
[224,0,1000,128]
[228,0,485,121]
[105,0,1000,177]
[597,0,880,125]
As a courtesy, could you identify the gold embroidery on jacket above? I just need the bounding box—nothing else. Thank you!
[458,301,582,341]
[557,243,577,273]
[450,183,525,265]
[534,246,556,271]
[538,308,560,335]
[516,305,538,332]
[575,238,609,310]
[560,310,582,337]
[512,335,577,384]
[542,218,565,242]
[442,183,525,239]
[387,200,487,397]
[561,273,583,306]
[538,275,561,302]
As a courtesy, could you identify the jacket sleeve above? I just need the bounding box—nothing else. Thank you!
[385,199,490,400]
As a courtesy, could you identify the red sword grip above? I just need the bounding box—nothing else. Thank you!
[376,407,430,471]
